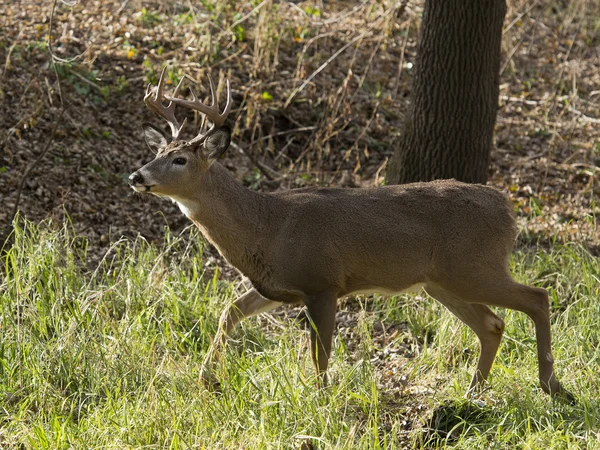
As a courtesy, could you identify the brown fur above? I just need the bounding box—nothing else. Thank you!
[130,125,573,402]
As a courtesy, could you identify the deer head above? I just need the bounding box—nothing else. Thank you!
[129,67,232,199]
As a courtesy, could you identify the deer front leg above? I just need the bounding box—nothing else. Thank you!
[201,288,281,388]
[305,293,338,387]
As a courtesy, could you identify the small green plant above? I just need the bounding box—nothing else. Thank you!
[244,167,262,190]
[142,58,158,84]
[54,62,109,102]
[26,40,47,51]
[173,12,194,26]
[233,24,246,42]
[140,7,162,27]
[114,75,128,93]
[304,5,321,17]
[232,13,246,42]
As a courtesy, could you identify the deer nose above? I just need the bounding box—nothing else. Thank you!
[129,172,144,186]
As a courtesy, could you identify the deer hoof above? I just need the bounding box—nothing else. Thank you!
[555,386,576,405]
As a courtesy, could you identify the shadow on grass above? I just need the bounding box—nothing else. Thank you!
[420,399,489,447]
[420,392,591,448]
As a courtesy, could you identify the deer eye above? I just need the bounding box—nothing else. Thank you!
[173,157,187,166]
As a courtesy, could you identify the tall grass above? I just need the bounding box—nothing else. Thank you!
[1,221,598,449]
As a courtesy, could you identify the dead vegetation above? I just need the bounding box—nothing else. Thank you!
[1,0,598,256]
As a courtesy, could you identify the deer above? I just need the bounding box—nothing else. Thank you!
[129,67,574,403]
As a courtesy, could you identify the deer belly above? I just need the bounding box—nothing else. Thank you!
[347,282,426,297]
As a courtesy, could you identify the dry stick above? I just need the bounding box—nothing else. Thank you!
[3,0,67,249]
[284,0,408,109]
[502,0,541,35]
[392,17,411,101]
[6,109,66,231]
[500,24,530,76]
[1,104,44,150]
[501,1,544,76]
[551,32,577,103]
[248,126,317,146]
[337,101,381,174]
[283,16,384,109]
[230,141,281,181]
[65,66,105,94]
[245,127,317,175]
[116,0,131,15]
[349,27,386,105]
[228,0,268,31]
[2,42,18,79]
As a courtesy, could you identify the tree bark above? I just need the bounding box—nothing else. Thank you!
[386,0,507,185]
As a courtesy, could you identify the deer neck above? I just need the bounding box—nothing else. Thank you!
[174,163,271,272]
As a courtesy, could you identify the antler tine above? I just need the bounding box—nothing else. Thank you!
[222,79,232,120]
[143,67,186,140]
[207,74,217,109]
[165,74,232,129]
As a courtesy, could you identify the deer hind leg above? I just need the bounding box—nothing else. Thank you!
[425,284,505,396]
[201,288,282,386]
[489,282,573,402]
[305,292,338,387]
[441,276,574,402]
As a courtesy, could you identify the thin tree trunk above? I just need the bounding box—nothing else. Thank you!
[386,0,507,185]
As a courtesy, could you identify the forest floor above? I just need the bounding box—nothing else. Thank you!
[1,0,598,257]
[0,0,599,448]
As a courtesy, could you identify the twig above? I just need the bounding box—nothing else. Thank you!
[65,65,105,94]
[322,1,371,26]
[500,24,530,76]
[7,109,66,229]
[248,126,317,146]
[392,17,411,100]
[116,0,131,15]
[215,0,268,41]
[283,16,384,109]
[1,104,44,148]
[338,101,381,174]
[2,41,18,79]
[499,95,541,106]
[566,107,600,124]
[229,0,268,31]
[230,141,281,181]
[3,0,67,249]
[503,0,541,35]
[209,43,248,69]
[46,0,87,64]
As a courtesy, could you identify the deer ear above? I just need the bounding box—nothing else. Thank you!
[205,126,231,163]
[143,123,168,152]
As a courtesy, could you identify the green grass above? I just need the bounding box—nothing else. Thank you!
[1,221,599,449]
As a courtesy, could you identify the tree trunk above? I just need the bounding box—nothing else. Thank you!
[386,0,507,185]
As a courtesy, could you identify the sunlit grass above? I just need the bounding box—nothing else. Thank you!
[1,220,598,449]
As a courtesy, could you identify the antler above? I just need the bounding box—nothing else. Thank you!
[165,73,232,144]
[144,67,232,144]
[144,67,187,140]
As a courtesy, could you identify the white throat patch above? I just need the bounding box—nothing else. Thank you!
[172,197,199,218]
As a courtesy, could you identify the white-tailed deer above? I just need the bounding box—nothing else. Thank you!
[129,67,573,402]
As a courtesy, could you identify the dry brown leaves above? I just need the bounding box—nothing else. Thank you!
[0,0,598,255]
